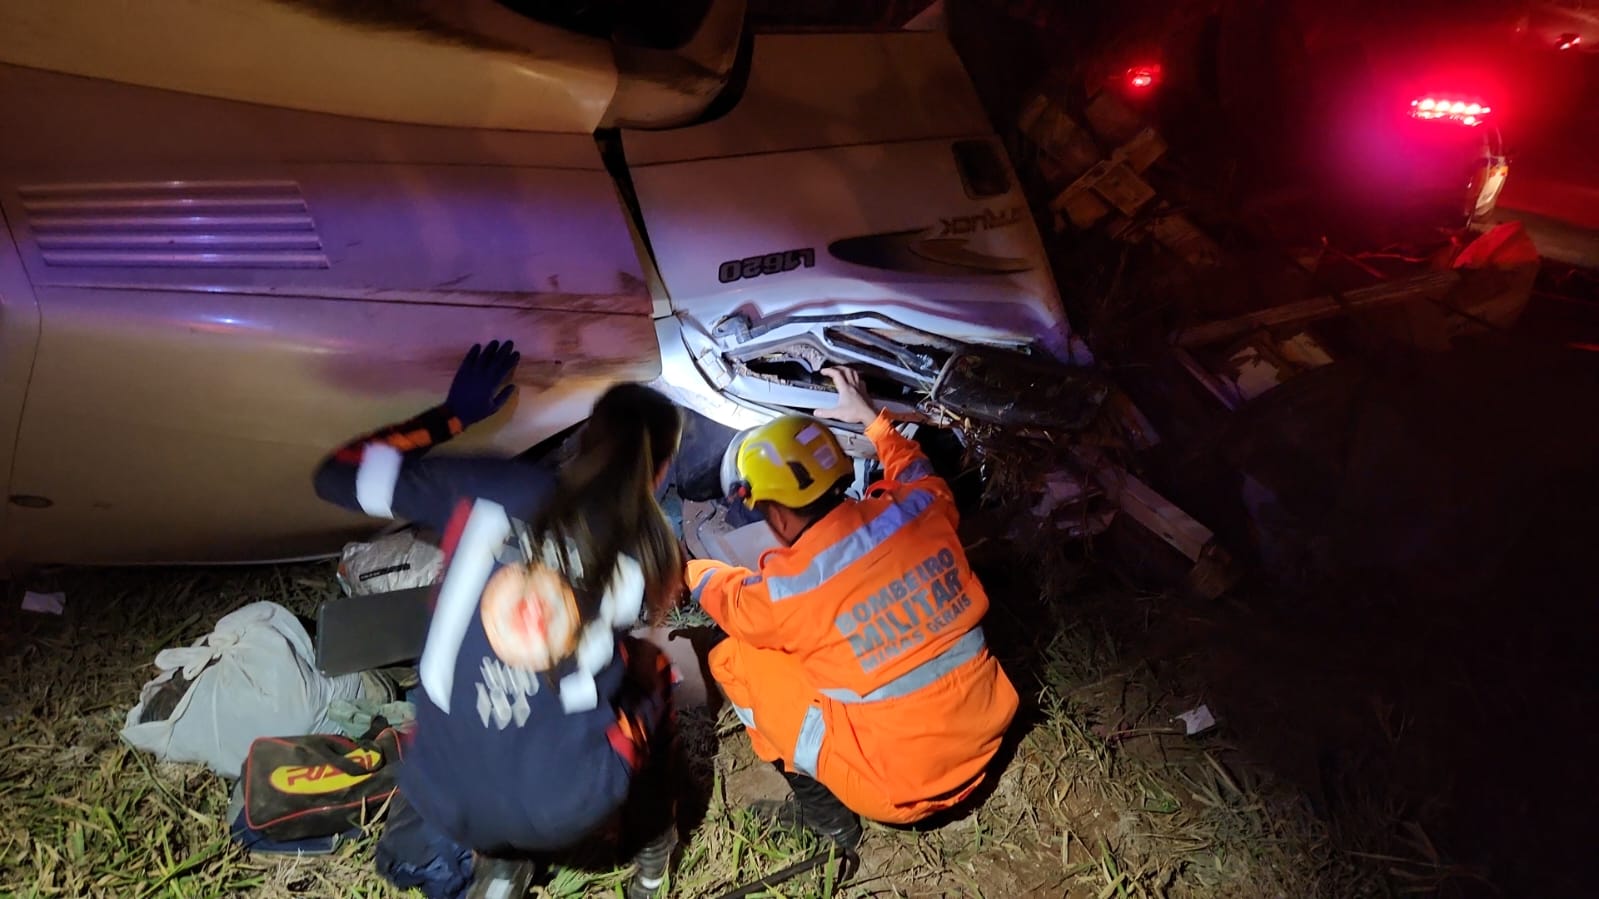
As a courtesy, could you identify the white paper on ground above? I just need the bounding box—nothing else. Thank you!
[1176,704,1217,735]
[21,591,65,615]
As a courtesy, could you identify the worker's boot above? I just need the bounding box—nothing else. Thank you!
[464,855,538,899]
[751,765,863,852]
[624,824,677,899]
[624,730,681,899]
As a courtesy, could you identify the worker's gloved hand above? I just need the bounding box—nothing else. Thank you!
[446,340,520,426]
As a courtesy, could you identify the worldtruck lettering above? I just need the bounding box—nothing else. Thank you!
[938,206,1024,237]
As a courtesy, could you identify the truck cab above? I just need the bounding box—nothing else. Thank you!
[0,0,749,565]
[0,0,1096,568]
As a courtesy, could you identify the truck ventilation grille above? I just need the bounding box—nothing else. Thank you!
[18,180,329,269]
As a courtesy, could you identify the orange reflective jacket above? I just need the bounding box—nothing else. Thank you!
[689,411,1018,822]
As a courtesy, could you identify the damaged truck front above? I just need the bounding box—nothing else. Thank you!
[0,0,1228,590]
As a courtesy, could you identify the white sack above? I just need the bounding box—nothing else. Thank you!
[120,601,363,779]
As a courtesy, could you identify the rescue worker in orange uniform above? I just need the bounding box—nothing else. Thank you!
[687,367,1019,848]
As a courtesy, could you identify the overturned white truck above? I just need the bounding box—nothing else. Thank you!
[0,0,1223,587]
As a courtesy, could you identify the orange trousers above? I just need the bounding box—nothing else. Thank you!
[709,637,1014,825]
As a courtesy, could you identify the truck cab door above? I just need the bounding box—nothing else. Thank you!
[0,61,657,566]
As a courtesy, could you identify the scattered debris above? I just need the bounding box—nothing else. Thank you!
[1074,448,1240,600]
[1032,470,1091,518]
[1016,88,1222,266]
[936,355,1107,432]
[1171,270,1465,350]
[337,528,445,597]
[326,696,417,738]
[685,499,780,573]
[995,58,1548,608]
[1174,704,1218,736]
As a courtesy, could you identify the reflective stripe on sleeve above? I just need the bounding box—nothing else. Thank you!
[418,498,511,713]
[764,489,935,602]
[354,442,403,518]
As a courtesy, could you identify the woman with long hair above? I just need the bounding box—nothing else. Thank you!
[313,340,683,899]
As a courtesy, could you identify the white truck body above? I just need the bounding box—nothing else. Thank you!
[0,0,1095,568]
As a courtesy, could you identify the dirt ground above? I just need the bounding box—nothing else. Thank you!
[2,555,1386,899]
[1150,338,1599,899]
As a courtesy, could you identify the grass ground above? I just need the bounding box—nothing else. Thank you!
[0,560,1383,899]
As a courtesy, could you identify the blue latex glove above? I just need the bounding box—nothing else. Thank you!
[446,340,520,426]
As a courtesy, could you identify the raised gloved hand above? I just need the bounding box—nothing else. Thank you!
[446,340,520,426]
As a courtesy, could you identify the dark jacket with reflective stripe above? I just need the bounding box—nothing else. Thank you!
[313,404,667,853]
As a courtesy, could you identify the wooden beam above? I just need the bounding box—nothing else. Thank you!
[1172,270,1463,348]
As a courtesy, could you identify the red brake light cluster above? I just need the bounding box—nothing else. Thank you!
[1409,97,1491,126]
[1126,64,1161,90]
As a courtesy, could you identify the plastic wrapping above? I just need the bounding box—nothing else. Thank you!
[337,529,445,596]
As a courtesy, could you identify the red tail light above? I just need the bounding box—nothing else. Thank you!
[1409,97,1491,126]
[1126,64,1161,90]
[1557,33,1581,50]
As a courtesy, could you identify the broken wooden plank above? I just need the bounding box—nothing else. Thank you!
[1108,471,1220,563]
[1171,346,1244,411]
[1069,448,1240,599]
[1171,270,1463,348]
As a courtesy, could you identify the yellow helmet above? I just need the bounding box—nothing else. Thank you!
[720,415,853,509]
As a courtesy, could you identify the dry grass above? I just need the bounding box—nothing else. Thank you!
[0,566,395,899]
[1,563,1382,898]
[977,583,1388,899]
